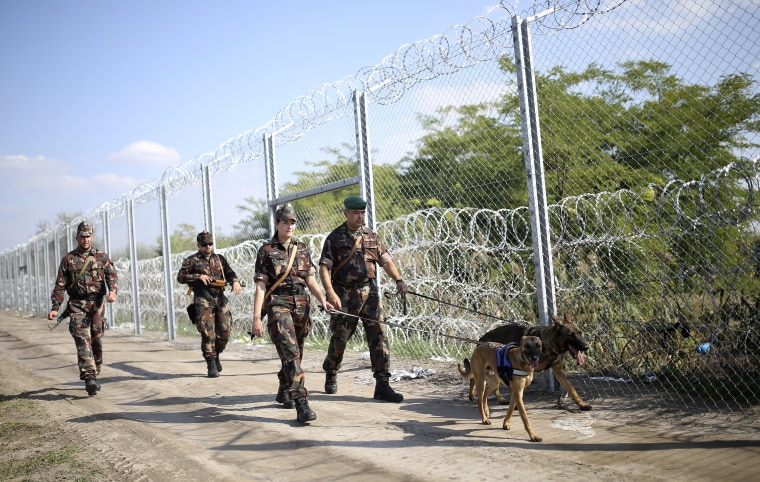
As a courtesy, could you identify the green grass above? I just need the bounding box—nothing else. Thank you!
[0,396,103,481]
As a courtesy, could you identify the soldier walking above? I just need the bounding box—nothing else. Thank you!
[47,221,119,395]
[177,230,242,377]
[319,196,408,403]
[250,204,333,424]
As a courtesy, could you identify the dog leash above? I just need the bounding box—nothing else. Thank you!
[390,290,512,323]
[328,308,490,346]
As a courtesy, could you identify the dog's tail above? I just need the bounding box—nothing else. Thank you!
[457,358,473,379]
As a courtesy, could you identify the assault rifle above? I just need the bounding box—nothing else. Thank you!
[49,306,71,332]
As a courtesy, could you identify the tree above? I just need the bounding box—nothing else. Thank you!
[232,144,407,236]
[232,197,269,242]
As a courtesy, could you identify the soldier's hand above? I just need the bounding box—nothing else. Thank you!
[106,292,117,303]
[327,292,342,311]
[251,317,264,338]
[48,310,57,321]
[199,274,212,285]
[231,280,242,295]
[396,280,408,294]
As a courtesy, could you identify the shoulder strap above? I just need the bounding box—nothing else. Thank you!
[74,255,94,284]
[264,243,298,299]
[332,235,362,276]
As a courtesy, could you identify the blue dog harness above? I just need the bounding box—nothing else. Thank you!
[496,343,531,386]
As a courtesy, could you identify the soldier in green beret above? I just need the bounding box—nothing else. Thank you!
[319,195,408,402]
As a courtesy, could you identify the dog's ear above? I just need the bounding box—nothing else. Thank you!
[550,313,561,325]
[563,313,572,324]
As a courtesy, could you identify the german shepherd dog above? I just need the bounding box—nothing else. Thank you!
[458,336,543,441]
[477,313,591,411]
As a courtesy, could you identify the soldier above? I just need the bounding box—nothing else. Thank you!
[177,230,242,377]
[250,203,333,424]
[47,221,119,396]
[319,195,408,403]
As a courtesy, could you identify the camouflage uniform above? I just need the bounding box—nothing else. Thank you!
[177,241,240,364]
[50,225,118,382]
[254,235,317,401]
[320,222,394,379]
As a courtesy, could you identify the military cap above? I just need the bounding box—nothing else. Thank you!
[77,222,93,237]
[343,195,367,210]
[275,203,297,222]
[197,230,213,243]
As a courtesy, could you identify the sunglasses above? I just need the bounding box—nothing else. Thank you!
[200,242,213,247]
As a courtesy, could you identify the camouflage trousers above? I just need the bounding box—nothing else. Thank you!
[322,284,392,379]
[193,295,232,360]
[267,292,312,400]
[68,300,106,380]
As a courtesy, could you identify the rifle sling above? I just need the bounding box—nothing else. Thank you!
[332,235,362,276]
[265,243,298,300]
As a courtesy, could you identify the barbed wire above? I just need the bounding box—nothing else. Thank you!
[6,1,636,253]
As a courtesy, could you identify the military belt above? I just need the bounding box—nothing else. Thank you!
[69,294,104,301]
[333,280,374,289]
[272,285,305,295]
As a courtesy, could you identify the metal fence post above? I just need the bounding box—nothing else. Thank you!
[513,11,558,391]
[102,209,114,329]
[264,132,278,235]
[127,199,141,334]
[160,185,176,340]
[354,90,376,231]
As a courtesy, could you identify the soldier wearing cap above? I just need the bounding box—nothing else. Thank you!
[319,195,408,403]
[251,203,333,424]
[48,221,119,396]
[177,230,242,377]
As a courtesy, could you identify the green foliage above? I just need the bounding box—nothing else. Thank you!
[232,143,409,235]
[232,197,269,241]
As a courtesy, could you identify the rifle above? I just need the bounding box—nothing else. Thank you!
[185,279,228,296]
[49,306,71,332]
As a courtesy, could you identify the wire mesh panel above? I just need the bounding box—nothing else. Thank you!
[1,0,758,412]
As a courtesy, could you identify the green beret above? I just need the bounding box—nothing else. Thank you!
[343,195,367,210]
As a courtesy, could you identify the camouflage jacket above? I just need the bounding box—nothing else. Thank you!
[319,223,392,285]
[177,251,240,298]
[254,236,316,290]
[50,247,119,311]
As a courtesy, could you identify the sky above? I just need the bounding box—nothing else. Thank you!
[0,0,529,251]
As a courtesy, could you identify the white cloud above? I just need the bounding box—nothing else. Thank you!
[0,154,68,172]
[105,140,181,167]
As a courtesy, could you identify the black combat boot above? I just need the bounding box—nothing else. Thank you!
[215,355,222,373]
[325,372,337,394]
[276,386,295,409]
[206,357,220,378]
[294,397,316,423]
[374,377,403,403]
[85,377,100,396]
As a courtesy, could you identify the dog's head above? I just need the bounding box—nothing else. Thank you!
[520,335,543,369]
[550,313,589,366]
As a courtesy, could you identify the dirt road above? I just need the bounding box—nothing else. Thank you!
[1,311,759,481]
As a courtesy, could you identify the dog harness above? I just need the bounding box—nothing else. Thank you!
[496,343,531,386]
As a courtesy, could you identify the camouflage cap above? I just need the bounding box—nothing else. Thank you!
[343,195,367,210]
[197,230,213,244]
[275,203,297,222]
[77,222,93,237]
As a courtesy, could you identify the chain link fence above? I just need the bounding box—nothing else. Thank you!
[2,0,759,414]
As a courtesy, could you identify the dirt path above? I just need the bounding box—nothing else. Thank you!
[1,311,759,481]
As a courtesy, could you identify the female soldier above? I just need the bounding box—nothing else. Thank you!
[250,203,332,424]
